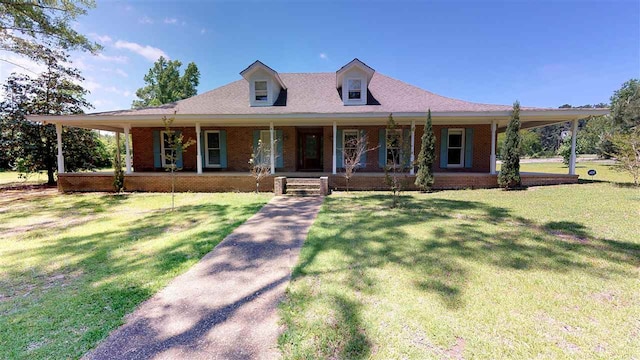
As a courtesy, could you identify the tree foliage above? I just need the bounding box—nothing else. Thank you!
[415,109,435,192]
[610,79,640,132]
[498,101,522,189]
[0,49,108,184]
[0,0,100,62]
[132,57,200,109]
[609,129,640,186]
[384,114,410,207]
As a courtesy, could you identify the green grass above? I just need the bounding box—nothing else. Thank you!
[0,171,47,187]
[515,161,633,184]
[0,191,270,359]
[279,171,639,358]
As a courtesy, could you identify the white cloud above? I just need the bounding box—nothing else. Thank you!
[200,28,206,34]
[164,17,177,24]
[104,86,135,98]
[83,79,102,92]
[319,53,328,60]
[139,16,153,24]
[114,40,168,62]
[95,53,128,63]
[89,33,112,43]
[0,52,46,78]
[98,67,129,78]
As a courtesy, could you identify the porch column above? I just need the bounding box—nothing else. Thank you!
[195,122,202,174]
[490,121,497,174]
[55,123,64,174]
[270,122,275,174]
[332,121,337,174]
[124,125,132,174]
[569,119,578,175]
[410,120,415,175]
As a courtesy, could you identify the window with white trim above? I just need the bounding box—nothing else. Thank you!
[160,130,176,167]
[386,129,402,166]
[205,131,221,167]
[347,79,362,100]
[447,129,465,167]
[343,129,359,163]
[254,80,268,102]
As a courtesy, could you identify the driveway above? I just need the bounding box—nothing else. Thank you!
[84,196,324,360]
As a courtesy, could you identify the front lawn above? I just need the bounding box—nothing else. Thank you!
[280,176,639,358]
[0,171,47,187]
[0,190,270,359]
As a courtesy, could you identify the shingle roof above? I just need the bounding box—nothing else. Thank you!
[92,72,547,117]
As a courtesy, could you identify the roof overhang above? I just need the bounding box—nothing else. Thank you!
[26,108,609,131]
[336,58,375,88]
[239,60,287,89]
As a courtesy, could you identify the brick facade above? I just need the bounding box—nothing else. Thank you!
[131,124,492,174]
[57,172,578,193]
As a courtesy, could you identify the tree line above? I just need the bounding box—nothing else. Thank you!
[0,1,200,184]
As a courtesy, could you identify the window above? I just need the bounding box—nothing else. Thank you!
[160,131,178,167]
[343,130,359,163]
[205,131,221,167]
[386,129,402,166]
[258,130,272,163]
[347,79,361,100]
[447,129,465,167]
[255,80,268,101]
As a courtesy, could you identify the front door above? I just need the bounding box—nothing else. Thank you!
[298,129,323,171]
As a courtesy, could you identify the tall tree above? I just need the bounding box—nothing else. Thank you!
[415,109,436,192]
[498,101,522,189]
[132,57,200,109]
[0,0,100,62]
[0,49,109,184]
[610,79,640,132]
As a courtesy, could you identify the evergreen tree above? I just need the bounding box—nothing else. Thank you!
[415,109,436,192]
[498,101,522,189]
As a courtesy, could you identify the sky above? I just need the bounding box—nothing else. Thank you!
[0,0,638,113]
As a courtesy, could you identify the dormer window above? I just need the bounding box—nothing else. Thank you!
[336,58,375,106]
[255,81,268,102]
[240,60,287,107]
[348,79,362,100]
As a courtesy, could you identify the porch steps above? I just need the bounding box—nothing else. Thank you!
[286,178,322,196]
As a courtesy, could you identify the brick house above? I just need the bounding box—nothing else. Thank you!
[29,59,608,193]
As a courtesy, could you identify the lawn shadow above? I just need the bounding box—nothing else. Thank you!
[0,193,269,359]
[280,193,640,356]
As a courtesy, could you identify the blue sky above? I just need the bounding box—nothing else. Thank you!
[3,0,637,112]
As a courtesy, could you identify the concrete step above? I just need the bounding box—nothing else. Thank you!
[287,178,321,185]
[286,189,322,196]
[287,183,321,190]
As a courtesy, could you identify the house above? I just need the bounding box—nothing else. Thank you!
[28,59,608,193]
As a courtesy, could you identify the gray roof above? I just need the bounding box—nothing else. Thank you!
[92,72,548,117]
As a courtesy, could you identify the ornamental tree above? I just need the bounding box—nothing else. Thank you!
[415,109,436,192]
[498,101,522,189]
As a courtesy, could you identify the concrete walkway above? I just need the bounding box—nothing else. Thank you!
[85,196,324,360]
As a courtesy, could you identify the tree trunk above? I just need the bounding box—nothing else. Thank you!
[47,167,56,185]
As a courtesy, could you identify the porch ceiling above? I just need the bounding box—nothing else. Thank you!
[27,108,608,133]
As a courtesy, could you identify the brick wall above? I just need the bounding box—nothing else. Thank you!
[58,173,275,192]
[132,126,297,172]
[57,172,578,193]
[131,123,493,173]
